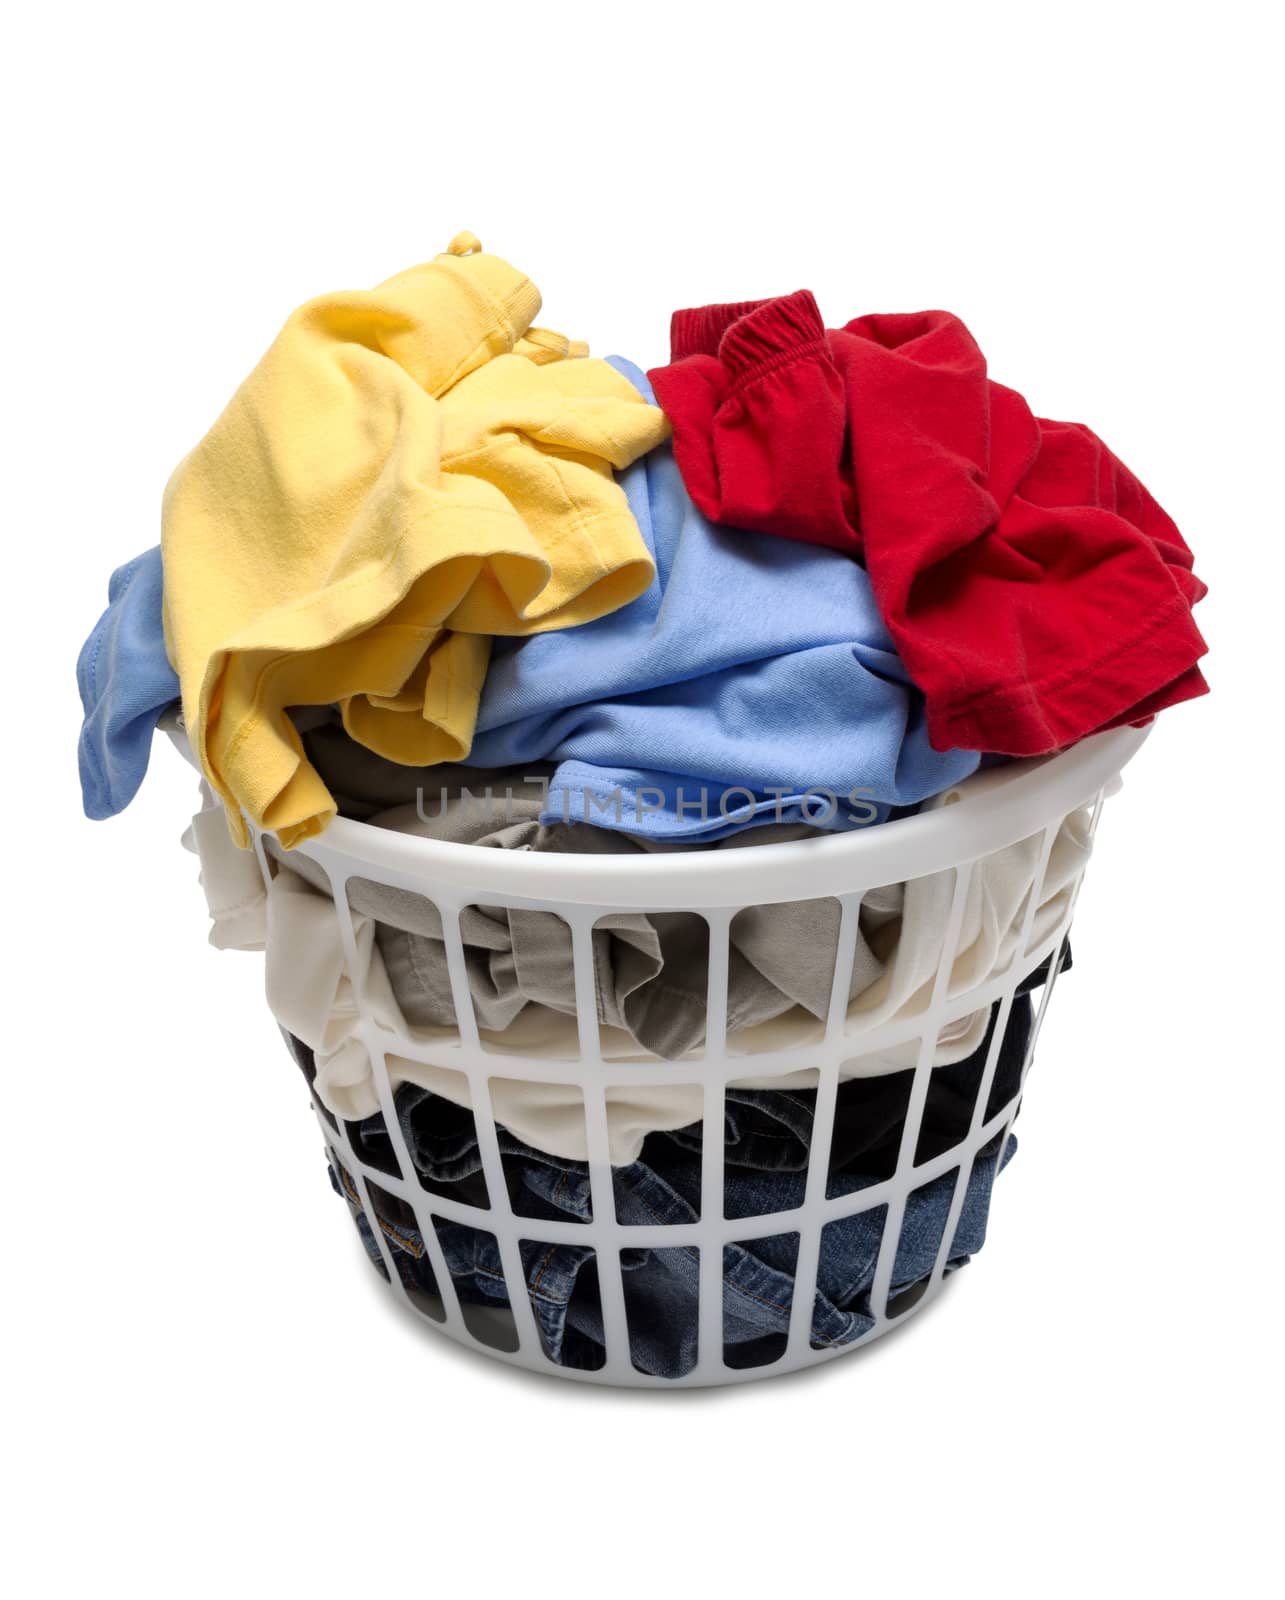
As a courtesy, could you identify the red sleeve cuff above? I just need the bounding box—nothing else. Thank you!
[669,300,769,361]
[717,290,828,386]
[668,290,828,381]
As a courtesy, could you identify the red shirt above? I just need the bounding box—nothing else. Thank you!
[650,291,1208,755]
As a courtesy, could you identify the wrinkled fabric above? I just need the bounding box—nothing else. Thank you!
[161,235,668,849]
[76,547,181,819]
[459,359,978,839]
[324,1079,1016,1376]
[664,973,1045,1187]
[268,759,883,1060]
[180,779,268,951]
[290,960,1041,1188]
[258,758,1088,1160]
[650,293,1208,756]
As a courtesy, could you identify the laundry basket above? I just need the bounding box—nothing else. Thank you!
[179,722,1149,1387]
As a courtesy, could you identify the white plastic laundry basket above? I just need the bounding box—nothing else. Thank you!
[187,723,1149,1387]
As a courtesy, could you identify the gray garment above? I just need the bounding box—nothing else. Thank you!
[270,734,884,1059]
[277,725,1089,1069]
[254,723,1088,1155]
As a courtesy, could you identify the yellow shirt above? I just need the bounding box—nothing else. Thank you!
[161,233,669,847]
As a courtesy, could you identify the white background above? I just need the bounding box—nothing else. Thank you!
[3,2,1279,1594]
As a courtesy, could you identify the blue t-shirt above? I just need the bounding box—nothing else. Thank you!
[77,547,181,819]
[74,363,981,836]
[467,358,979,838]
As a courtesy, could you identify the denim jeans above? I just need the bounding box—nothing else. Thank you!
[325,1085,1015,1377]
[304,948,1055,1374]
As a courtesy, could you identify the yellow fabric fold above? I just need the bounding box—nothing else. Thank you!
[161,237,669,847]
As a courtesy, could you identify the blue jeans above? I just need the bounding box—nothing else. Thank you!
[328,1104,1015,1377]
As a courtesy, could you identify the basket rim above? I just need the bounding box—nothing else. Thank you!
[164,713,1150,909]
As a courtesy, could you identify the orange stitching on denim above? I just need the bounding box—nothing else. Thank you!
[722,1278,793,1319]
[336,1163,424,1258]
[528,1243,561,1298]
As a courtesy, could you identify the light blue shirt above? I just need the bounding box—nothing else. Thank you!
[74,363,980,836]
[469,359,979,838]
[77,547,181,819]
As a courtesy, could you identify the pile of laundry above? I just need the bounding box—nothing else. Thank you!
[77,233,1208,1373]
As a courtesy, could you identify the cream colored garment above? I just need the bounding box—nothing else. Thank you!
[259,796,1090,1163]
[847,802,1090,1039]
[181,781,269,951]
